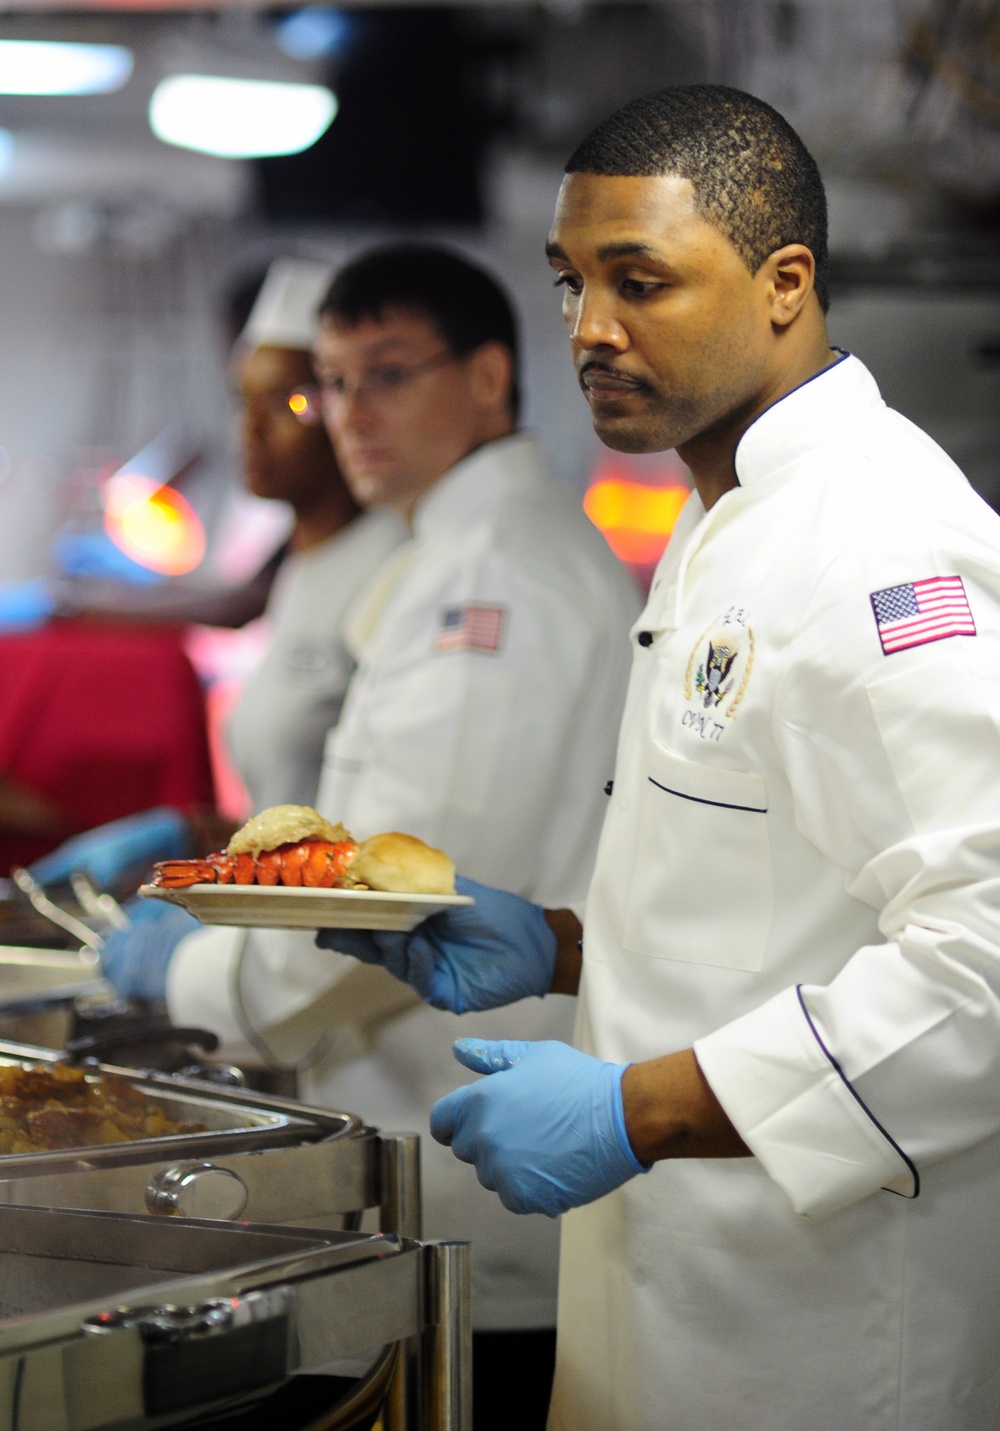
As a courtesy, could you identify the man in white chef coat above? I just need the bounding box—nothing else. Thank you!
[324,89,1000,1430]
[165,244,641,1428]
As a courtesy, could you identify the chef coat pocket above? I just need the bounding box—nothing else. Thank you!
[624,745,772,972]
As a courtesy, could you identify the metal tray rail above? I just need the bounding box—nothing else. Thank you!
[0,1129,379,1226]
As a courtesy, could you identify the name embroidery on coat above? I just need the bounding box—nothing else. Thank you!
[682,605,754,742]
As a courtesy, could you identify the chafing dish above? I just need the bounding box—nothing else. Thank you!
[0,1203,470,1430]
[0,945,101,999]
[0,942,297,1088]
[0,946,105,1049]
[0,1040,420,1240]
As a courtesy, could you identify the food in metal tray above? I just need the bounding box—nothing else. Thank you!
[150,804,457,896]
[0,1061,206,1153]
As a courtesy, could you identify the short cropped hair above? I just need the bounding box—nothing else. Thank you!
[319,244,521,419]
[566,85,830,313]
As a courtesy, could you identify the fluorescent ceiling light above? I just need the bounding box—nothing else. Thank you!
[0,130,13,176]
[0,40,132,96]
[149,74,337,160]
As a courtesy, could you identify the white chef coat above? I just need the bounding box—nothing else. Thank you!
[550,354,1000,1431]
[227,509,406,810]
[169,432,642,1330]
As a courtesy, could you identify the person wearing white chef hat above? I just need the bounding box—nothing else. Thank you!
[319,88,1000,1431]
[146,243,642,1429]
[224,257,406,810]
[49,258,404,898]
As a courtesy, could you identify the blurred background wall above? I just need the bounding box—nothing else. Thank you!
[0,0,997,585]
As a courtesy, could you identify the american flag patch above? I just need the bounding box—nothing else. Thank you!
[434,604,506,654]
[870,576,976,655]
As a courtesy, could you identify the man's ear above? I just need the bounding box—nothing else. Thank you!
[467,341,515,413]
[763,244,816,328]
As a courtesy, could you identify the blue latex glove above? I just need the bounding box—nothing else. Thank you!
[29,807,192,889]
[52,531,163,585]
[315,875,557,1013]
[430,1038,649,1217]
[100,897,200,1001]
[0,579,55,632]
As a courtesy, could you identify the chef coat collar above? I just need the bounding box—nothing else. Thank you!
[292,505,405,566]
[734,351,881,489]
[411,431,540,538]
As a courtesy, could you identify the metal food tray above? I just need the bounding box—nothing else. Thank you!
[0,1039,402,1235]
[0,945,104,1003]
[0,946,107,1049]
[0,1042,333,1178]
[0,1204,470,1431]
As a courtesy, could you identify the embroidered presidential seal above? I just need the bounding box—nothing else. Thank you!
[682,605,754,741]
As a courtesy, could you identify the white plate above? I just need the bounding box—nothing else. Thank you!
[139,882,474,932]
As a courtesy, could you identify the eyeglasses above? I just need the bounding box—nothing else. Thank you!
[313,350,459,408]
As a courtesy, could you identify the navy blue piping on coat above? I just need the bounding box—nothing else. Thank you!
[648,777,766,815]
[795,984,920,1200]
[737,347,851,445]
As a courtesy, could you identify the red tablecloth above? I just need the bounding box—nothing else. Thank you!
[0,621,215,874]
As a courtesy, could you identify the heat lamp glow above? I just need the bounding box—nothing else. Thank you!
[103,472,205,576]
[149,74,337,159]
[584,476,690,567]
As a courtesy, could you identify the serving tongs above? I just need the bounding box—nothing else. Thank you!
[68,871,131,931]
[10,866,109,954]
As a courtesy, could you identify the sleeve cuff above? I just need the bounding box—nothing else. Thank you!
[694,984,917,1219]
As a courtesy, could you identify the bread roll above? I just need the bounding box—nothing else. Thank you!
[228,805,352,857]
[350,832,456,896]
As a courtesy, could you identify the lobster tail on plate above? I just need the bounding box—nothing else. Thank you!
[147,805,457,898]
[152,839,358,890]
